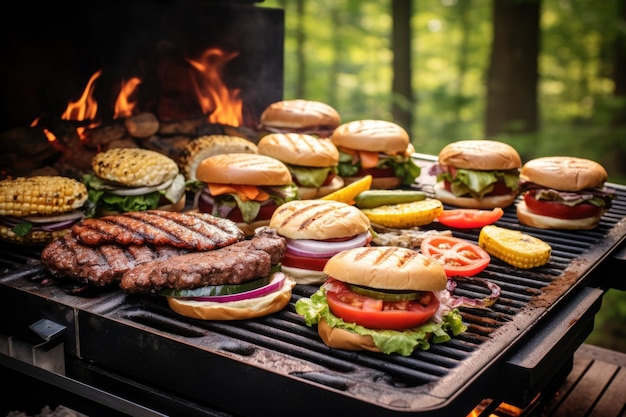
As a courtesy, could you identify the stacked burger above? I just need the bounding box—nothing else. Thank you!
[259,99,341,138]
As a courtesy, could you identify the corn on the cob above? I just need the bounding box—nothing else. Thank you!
[478,225,551,269]
[360,198,443,228]
[0,176,88,217]
[179,135,258,181]
[91,148,179,187]
[0,225,70,245]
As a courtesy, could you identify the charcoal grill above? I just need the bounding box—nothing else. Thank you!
[1,156,625,417]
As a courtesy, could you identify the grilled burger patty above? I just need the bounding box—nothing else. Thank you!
[71,210,245,250]
[120,228,287,293]
[41,234,189,286]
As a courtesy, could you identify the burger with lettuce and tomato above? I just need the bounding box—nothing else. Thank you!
[269,199,372,285]
[516,156,616,230]
[428,140,522,209]
[194,153,298,236]
[330,119,421,190]
[295,246,466,356]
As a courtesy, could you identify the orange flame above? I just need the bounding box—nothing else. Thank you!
[62,70,101,138]
[188,48,242,126]
[114,77,141,119]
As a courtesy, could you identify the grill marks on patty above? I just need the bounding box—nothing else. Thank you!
[41,234,189,286]
[119,234,286,294]
[71,210,245,250]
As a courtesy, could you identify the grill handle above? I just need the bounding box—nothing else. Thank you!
[496,286,604,408]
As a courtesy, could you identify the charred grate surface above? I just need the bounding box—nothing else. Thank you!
[0,180,625,416]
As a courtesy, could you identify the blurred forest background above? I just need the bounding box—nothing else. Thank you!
[262,0,626,352]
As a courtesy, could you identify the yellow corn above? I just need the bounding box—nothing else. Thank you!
[0,225,70,245]
[478,225,551,269]
[0,176,88,217]
[360,198,443,228]
[179,135,258,180]
[91,147,179,187]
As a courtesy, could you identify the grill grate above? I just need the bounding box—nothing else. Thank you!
[0,176,625,416]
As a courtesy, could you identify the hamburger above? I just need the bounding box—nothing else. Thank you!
[257,133,344,199]
[121,227,296,320]
[330,119,421,189]
[195,153,298,236]
[295,246,466,356]
[516,156,616,230]
[83,147,186,216]
[259,99,341,137]
[0,175,89,245]
[428,140,522,209]
[269,199,372,285]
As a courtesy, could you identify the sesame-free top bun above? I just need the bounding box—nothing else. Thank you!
[257,133,339,167]
[438,140,522,171]
[331,120,410,154]
[269,199,370,241]
[520,156,608,192]
[323,246,447,292]
[260,99,340,131]
[195,153,292,186]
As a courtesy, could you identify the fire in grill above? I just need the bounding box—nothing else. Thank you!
[1,159,624,417]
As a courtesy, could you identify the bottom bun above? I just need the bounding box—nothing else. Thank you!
[516,201,602,230]
[344,176,401,190]
[236,219,271,237]
[166,275,296,320]
[317,318,380,353]
[433,182,517,209]
[280,264,328,285]
[297,176,345,199]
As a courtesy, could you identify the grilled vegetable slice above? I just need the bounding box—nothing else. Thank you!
[320,175,372,205]
[361,198,443,228]
[478,225,551,269]
[0,176,88,217]
[354,189,426,209]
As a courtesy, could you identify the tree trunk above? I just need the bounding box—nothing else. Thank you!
[612,0,626,127]
[391,0,413,132]
[295,0,306,98]
[485,0,541,137]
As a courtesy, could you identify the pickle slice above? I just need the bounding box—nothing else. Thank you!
[159,276,271,298]
[347,283,420,301]
[354,190,426,209]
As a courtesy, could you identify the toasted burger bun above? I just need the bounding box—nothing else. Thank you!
[270,199,370,241]
[91,147,179,187]
[296,176,345,199]
[519,156,608,191]
[257,133,339,167]
[317,318,380,353]
[516,200,602,230]
[438,140,522,171]
[331,119,410,153]
[433,182,518,209]
[196,153,292,186]
[166,276,296,320]
[324,246,447,292]
[260,99,340,136]
[179,135,258,181]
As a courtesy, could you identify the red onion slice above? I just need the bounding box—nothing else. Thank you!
[446,276,501,308]
[22,209,85,223]
[285,231,371,258]
[191,272,286,303]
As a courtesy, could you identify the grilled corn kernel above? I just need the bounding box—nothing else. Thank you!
[478,225,551,269]
[0,225,70,245]
[179,135,258,180]
[0,176,88,217]
[92,148,179,187]
[360,198,443,228]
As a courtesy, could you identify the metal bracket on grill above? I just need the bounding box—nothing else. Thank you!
[0,318,66,375]
[496,286,604,408]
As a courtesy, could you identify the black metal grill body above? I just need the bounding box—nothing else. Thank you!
[1,157,625,416]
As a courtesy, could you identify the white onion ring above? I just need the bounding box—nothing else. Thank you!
[107,177,174,196]
[286,231,371,258]
[22,209,85,223]
[191,272,285,303]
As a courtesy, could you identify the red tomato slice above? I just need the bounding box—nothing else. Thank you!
[325,279,440,330]
[524,192,602,220]
[420,235,490,277]
[282,250,329,271]
[436,207,504,229]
